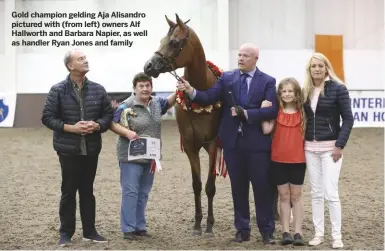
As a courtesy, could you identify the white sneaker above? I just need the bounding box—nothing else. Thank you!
[309,236,324,246]
[332,239,344,249]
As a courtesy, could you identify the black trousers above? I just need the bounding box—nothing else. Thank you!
[58,154,99,237]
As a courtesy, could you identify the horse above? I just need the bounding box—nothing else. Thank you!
[143,14,224,236]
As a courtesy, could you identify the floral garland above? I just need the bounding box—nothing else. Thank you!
[176,60,223,113]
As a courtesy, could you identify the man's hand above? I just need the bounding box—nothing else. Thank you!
[261,100,272,108]
[72,121,89,135]
[176,77,194,95]
[231,106,246,120]
[84,121,100,134]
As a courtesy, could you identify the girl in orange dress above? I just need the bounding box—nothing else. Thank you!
[262,77,306,246]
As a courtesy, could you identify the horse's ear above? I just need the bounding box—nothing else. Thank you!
[165,15,175,27]
[175,13,186,30]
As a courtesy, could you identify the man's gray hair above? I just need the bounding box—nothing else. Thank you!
[64,50,73,71]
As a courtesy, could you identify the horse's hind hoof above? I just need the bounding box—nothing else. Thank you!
[204,232,214,238]
[192,229,202,236]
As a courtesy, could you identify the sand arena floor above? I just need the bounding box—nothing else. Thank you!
[0,121,383,250]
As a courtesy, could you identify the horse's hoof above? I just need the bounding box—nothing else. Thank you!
[192,229,202,236]
[204,232,214,238]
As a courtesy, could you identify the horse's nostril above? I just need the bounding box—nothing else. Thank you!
[144,61,153,73]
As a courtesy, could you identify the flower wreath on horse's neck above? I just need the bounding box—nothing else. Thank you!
[176,60,223,113]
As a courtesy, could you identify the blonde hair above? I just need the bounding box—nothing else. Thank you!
[302,52,345,103]
[277,77,306,137]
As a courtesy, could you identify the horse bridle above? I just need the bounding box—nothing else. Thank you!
[153,21,194,110]
[154,20,190,81]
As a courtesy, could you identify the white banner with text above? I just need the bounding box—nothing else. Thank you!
[350,90,384,128]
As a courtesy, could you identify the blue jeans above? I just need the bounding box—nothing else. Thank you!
[119,162,155,233]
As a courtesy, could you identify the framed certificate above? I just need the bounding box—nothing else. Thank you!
[127,137,161,161]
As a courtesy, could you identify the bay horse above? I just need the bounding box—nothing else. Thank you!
[143,14,223,236]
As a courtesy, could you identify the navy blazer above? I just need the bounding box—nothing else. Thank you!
[194,68,278,152]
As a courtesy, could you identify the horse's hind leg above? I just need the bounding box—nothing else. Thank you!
[203,141,217,236]
[183,144,203,236]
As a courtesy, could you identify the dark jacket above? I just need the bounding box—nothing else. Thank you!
[304,79,354,149]
[194,68,278,152]
[41,75,113,155]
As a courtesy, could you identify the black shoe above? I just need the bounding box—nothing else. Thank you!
[232,231,250,243]
[280,232,293,245]
[58,235,71,247]
[293,233,306,246]
[123,232,137,240]
[135,230,150,237]
[262,232,275,245]
[83,232,108,243]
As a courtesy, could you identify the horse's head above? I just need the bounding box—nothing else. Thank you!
[144,14,193,78]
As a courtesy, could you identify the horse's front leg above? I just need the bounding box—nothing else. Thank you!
[183,142,203,236]
[203,141,217,236]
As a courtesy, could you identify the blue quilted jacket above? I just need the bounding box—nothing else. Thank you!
[41,75,113,155]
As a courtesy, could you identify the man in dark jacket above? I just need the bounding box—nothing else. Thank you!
[177,43,278,245]
[41,49,113,247]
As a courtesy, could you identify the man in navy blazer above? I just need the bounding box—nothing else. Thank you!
[177,43,278,244]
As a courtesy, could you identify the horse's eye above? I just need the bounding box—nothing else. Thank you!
[169,39,180,48]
